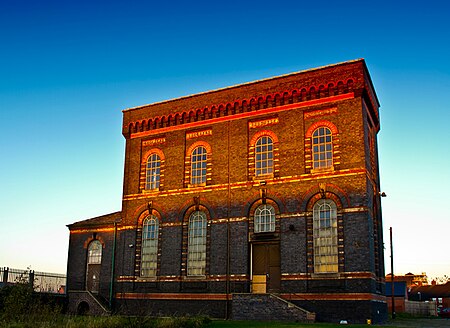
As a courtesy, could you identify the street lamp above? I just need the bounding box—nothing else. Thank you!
[390,227,395,319]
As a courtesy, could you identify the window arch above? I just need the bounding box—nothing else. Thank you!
[187,211,207,276]
[312,127,333,170]
[254,204,275,233]
[141,215,159,277]
[191,146,207,185]
[146,153,161,190]
[313,199,338,273]
[255,136,273,176]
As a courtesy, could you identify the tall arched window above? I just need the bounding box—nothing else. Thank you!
[254,204,275,233]
[187,211,207,276]
[86,240,102,292]
[191,146,207,185]
[255,136,273,176]
[141,215,159,277]
[312,127,333,170]
[313,199,338,273]
[146,154,161,190]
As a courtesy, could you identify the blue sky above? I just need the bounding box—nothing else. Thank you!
[1,1,449,281]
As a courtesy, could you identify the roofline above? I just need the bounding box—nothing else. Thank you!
[361,60,380,107]
[123,59,366,113]
[66,211,122,228]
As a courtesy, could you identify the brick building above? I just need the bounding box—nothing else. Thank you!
[66,59,387,323]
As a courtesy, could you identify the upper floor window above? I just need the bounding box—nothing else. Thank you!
[313,199,338,273]
[141,215,159,277]
[255,136,273,176]
[312,127,333,170]
[254,204,275,233]
[187,211,207,276]
[191,146,207,185]
[146,154,161,190]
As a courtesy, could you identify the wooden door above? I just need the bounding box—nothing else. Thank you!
[252,243,280,293]
[86,264,100,293]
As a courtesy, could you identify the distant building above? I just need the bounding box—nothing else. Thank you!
[386,272,428,287]
[66,59,387,323]
[386,281,408,312]
[409,282,450,309]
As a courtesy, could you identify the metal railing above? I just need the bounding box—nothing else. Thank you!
[1,267,66,294]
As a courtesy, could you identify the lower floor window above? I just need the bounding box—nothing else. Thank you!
[141,216,159,277]
[187,211,207,276]
[313,199,338,273]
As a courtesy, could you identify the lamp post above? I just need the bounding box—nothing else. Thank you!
[390,227,395,319]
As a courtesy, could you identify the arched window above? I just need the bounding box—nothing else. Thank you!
[191,146,207,185]
[86,240,102,292]
[141,215,159,277]
[254,204,275,233]
[255,136,273,176]
[313,199,338,273]
[312,127,333,170]
[88,240,102,264]
[146,154,161,190]
[187,211,207,276]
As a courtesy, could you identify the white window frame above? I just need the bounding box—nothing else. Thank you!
[191,146,207,185]
[254,204,275,233]
[312,127,333,170]
[87,240,102,264]
[141,215,159,277]
[146,153,161,190]
[313,199,338,273]
[187,211,207,276]
[255,136,274,176]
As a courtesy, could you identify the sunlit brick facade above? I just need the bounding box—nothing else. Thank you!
[67,59,387,323]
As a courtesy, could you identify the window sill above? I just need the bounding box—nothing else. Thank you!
[136,277,158,282]
[184,275,206,280]
[187,183,207,188]
[142,188,160,194]
[311,166,334,174]
[252,174,274,181]
[311,272,340,279]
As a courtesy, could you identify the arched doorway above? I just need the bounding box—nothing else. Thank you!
[86,240,102,293]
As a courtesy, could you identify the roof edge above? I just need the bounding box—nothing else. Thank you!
[67,211,122,229]
[123,59,365,113]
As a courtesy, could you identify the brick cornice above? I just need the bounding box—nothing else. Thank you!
[125,91,356,138]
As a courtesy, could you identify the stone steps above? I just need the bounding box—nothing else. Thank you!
[232,293,315,322]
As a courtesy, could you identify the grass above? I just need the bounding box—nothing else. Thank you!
[0,315,212,328]
[2,316,447,328]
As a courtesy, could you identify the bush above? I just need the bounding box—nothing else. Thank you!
[0,271,61,325]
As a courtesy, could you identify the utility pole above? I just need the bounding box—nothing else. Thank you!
[390,227,395,319]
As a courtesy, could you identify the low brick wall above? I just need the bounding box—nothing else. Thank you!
[405,300,437,316]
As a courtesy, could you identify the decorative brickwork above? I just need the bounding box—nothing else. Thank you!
[68,59,387,323]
